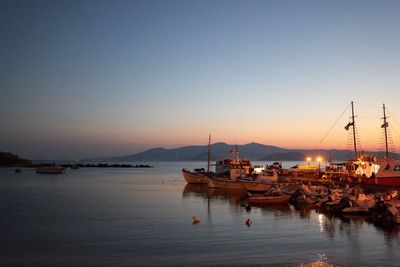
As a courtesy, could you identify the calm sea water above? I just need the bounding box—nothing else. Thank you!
[1,162,400,267]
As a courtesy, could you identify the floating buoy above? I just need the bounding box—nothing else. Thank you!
[245,218,252,227]
[192,216,200,224]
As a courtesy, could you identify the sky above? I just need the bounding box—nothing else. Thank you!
[1,0,400,160]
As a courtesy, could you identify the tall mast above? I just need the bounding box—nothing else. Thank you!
[351,101,358,159]
[207,133,211,172]
[383,103,389,157]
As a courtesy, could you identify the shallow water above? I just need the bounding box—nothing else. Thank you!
[1,162,400,266]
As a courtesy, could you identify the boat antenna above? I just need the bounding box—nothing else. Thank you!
[382,103,389,157]
[207,133,211,172]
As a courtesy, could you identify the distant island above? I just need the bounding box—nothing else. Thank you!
[84,142,398,162]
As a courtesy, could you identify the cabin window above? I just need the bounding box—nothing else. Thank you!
[384,164,391,171]
[394,165,400,171]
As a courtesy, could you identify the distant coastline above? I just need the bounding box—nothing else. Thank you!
[3,142,398,165]
[83,142,398,162]
[0,151,153,168]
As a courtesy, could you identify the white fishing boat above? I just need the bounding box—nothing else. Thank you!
[207,145,254,189]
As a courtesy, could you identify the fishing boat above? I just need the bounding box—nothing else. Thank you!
[182,134,212,184]
[207,144,254,189]
[182,168,208,184]
[214,144,253,179]
[36,165,65,174]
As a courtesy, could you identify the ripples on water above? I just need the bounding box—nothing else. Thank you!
[1,162,400,267]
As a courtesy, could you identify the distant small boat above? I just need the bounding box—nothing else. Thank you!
[36,165,65,174]
[15,168,21,173]
[71,164,79,169]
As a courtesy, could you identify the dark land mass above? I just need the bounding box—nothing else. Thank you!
[60,163,152,168]
[85,142,399,162]
[0,152,32,167]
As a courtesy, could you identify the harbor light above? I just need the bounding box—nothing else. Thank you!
[317,156,323,171]
[306,157,311,166]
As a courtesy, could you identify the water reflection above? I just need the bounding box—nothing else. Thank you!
[183,184,293,215]
[182,183,208,197]
[303,253,334,267]
[182,183,400,254]
[183,184,247,205]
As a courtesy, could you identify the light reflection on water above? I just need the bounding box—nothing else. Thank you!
[1,162,400,266]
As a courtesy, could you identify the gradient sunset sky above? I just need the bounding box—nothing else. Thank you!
[2,0,400,159]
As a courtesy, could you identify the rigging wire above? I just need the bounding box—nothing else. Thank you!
[386,108,400,129]
[389,122,400,139]
[318,103,350,144]
[354,101,381,109]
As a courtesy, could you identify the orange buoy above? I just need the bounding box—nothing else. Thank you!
[192,216,200,224]
[245,218,252,227]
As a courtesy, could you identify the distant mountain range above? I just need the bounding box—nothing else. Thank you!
[85,142,398,162]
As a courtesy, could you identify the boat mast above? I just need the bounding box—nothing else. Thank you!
[382,103,389,157]
[207,133,211,172]
[351,101,358,159]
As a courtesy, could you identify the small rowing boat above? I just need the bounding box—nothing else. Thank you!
[247,193,291,205]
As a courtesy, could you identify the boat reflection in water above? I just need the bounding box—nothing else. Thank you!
[183,183,400,246]
[183,184,247,206]
[182,184,208,197]
[183,184,292,214]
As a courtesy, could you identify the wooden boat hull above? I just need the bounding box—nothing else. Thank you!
[248,194,291,205]
[36,167,65,174]
[239,180,273,192]
[182,169,208,184]
[356,176,400,187]
[207,178,244,190]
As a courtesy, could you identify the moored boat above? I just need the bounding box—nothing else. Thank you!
[206,144,256,189]
[238,169,278,192]
[36,165,65,174]
[349,155,400,186]
[239,179,274,192]
[182,168,208,184]
[182,134,213,184]
[346,103,400,186]
[247,193,291,205]
[207,177,244,190]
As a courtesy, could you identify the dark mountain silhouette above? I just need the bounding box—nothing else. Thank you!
[85,142,394,162]
[0,152,32,167]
